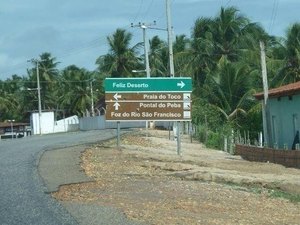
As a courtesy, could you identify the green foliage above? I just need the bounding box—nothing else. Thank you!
[195,125,207,143]
[196,123,233,150]
[271,23,300,85]
[148,36,168,77]
[192,98,224,131]
[206,131,223,149]
[268,189,300,203]
[225,182,300,203]
[95,28,142,77]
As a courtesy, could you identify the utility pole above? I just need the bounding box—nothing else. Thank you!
[142,24,151,78]
[166,0,175,78]
[131,22,154,78]
[166,0,181,155]
[28,59,42,135]
[260,41,271,146]
[36,60,42,135]
[131,21,156,133]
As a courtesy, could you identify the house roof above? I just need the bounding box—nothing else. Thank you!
[254,81,300,100]
[0,122,29,128]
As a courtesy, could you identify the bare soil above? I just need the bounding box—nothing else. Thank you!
[53,129,300,225]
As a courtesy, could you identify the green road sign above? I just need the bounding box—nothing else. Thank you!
[105,77,192,93]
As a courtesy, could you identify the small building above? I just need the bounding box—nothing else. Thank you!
[0,122,30,139]
[30,111,79,135]
[255,81,300,149]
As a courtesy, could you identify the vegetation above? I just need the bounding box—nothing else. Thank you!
[1,6,300,148]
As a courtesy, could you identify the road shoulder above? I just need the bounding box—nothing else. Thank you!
[38,145,94,193]
[38,144,144,225]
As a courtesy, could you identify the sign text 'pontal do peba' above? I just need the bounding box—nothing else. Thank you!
[104,77,192,121]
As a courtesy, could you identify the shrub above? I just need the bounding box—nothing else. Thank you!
[206,131,223,149]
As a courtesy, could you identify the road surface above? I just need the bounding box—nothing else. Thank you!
[0,130,118,225]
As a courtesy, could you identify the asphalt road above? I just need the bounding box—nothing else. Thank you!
[0,130,118,225]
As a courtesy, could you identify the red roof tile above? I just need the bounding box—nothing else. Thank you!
[254,81,300,100]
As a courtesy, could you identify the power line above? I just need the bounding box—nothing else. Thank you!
[269,0,279,34]
[131,0,144,23]
[0,25,133,78]
[55,25,132,59]
[225,0,232,7]
[142,0,155,20]
[0,1,172,79]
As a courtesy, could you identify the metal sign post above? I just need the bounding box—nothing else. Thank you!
[176,121,182,156]
[117,121,120,149]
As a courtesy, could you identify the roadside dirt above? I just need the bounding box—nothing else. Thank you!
[53,129,300,225]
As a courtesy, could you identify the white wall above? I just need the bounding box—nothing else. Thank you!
[53,115,79,133]
[31,112,79,135]
[31,112,55,135]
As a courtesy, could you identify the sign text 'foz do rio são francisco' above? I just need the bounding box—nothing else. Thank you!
[104,77,192,121]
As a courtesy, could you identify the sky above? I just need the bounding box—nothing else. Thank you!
[0,0,299,80]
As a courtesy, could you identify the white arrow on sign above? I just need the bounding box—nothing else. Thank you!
[113,102,120,110]
[177,81,185,88]
[114,93,122,101]
[184,103,191,110]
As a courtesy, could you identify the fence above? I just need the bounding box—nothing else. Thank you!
[235,144,300,168]
[79,116,163,131]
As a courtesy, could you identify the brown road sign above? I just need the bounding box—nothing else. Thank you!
[105,101,191,121]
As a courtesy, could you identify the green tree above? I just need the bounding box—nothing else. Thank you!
[57,65,95,116]
[27,53,60,110]
[272,23,300,85]
[148,36,168,77]
[203,58,255,126]
[185,17,215,87]
[173,34,190,76]
[96,28,142,77]
[185,7,266,90]
[0,80,17,119]
[187,7,268,146]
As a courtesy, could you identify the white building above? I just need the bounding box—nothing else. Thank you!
[30,111,79,135]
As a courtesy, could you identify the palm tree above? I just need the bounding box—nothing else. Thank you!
[38,53,60,82]
[148,35,189,77]
[173,35,190,76]
[27,52,60,110]
[202,57,255,127]
[57,65,95,116]
[185,7,268,136]
[180,17,216,87]
[273,23,300,85]
[0,76,22,121]
[148,36,168,77]
[0,85,14,115]
[185,7,266,89]
[96,28,142,77]
[212,7,251,61]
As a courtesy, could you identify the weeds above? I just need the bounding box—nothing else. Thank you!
[225,182,300,203]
